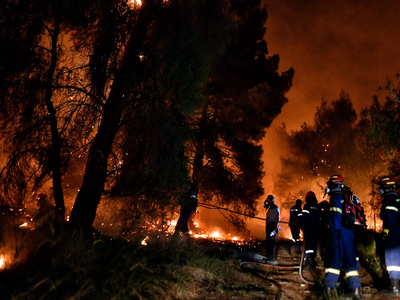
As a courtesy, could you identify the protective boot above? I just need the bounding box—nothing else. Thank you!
[308,258,317,270]
[352,287,362,300]
[303,257,316,270]
[383,278,400,296]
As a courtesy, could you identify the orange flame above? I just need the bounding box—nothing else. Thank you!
[0,256,4,269]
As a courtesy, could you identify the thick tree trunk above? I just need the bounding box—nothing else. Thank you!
[193,105,209,183]
[69,90,124,227]
[69,2,154,228]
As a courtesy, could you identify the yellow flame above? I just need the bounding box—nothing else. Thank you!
[210,231,221,239]
[128,0,142,7]
[193,234,208,238]
[0,256,5,269]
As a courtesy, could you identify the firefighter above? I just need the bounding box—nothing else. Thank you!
[302,191,319,269]
[174,182,198,237]
[323,175,362,300]
[343,186,367,271]
[264,195,280,265]
[378,176,400,296]
[285,199,303,255]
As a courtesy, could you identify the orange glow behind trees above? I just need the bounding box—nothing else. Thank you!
[0,0,292,235]
[3,0,398,244]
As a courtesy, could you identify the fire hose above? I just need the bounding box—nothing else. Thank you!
[197,201,319,284]
[197,201,289,223]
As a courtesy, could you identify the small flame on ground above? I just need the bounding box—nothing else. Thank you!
[141,236,148,246]
[210,231,221,239]
[0,256,5,270]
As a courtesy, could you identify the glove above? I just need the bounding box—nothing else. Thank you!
[382,228,389,240]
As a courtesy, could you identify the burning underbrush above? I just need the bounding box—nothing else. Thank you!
[0,196,58,271]
[0,196,264,273]
[0,205,35,269]
[91,199,262,246]
[0,200,390,299]
[0,194,278,299]
[0,225,272,299]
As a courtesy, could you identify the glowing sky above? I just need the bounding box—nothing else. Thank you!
[264,0,400,131]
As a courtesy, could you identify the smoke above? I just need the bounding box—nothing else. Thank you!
[244,0,400,235]
[264,0,400,131]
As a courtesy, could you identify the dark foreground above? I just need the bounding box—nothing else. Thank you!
[0,230,395,299]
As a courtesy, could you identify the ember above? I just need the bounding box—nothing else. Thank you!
[19,222,28,228]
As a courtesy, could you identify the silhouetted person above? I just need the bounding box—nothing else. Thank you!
[174,182,198,237]
[285,199,302,255]
[264,195,280,265]
[378,176,400,296]
[302,191,319,269]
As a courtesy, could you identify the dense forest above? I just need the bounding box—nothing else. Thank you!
[0,0,399,240]
[1,0,400,298]
[0,0,293,232]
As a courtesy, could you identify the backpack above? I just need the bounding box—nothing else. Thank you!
[342,193,366,229]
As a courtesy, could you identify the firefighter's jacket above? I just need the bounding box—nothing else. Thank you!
[380,191,400,280]
[289,203,302,227]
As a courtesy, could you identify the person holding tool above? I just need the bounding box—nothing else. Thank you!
[174,181,198,237]
[264,195,280,265]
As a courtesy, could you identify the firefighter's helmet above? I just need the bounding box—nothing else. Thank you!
[378,176,396,188]
[306,191,316,198]
[327,175,345,186]
[326,175,345,195]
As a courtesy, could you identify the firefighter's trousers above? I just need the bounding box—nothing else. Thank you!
[323,228,361,289]
[385,223,400,280]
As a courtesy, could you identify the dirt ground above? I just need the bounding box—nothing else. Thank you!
[237,240,398,300]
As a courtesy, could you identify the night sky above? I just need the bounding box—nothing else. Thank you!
[264,0,400,131]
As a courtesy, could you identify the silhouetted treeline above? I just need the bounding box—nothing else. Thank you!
[0,0,293,231]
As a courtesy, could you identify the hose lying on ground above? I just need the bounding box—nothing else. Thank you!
[198,201,321,284]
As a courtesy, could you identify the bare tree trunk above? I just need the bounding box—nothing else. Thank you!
[69,2,154,228]
[69,86,124,227]
[44,10,65,224]
[193,105,209,184]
